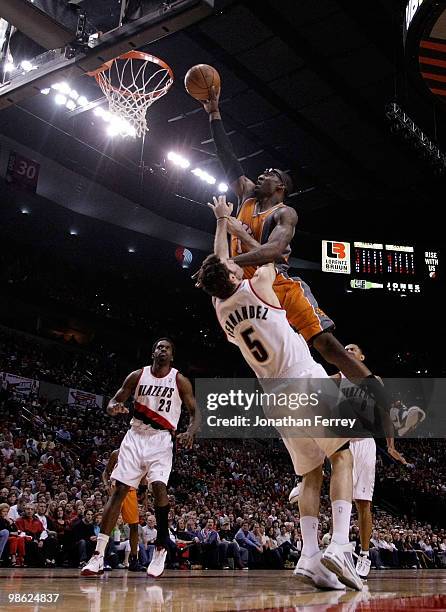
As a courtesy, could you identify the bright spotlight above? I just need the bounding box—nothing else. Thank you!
[77,96,88,107]
[40,88,50,95]
[218,182,228,193]
[69,89,79,100]
[55,94,67,105]
[5,62,15,72]
[69,229,78,236]
[20,208,30,215]
[21,60,34,72]
[128,247,136,253]
[66,99,76,111]
[58,81,71,94]
[107,124,121,137]
[94,106,104,117]
[167,151,190,169]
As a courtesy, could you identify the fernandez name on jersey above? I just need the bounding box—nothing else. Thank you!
[224,305,269,338]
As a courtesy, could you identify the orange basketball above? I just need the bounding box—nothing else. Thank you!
[184,64,221,101]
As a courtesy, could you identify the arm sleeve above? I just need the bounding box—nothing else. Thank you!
[210,119,244,182]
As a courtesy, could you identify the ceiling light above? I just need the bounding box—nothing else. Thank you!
[167,151,190,169]
[40,88,50,95]
[69,229,78,236]
[77,96,88,107]
[21,60,34,72]
[218,182,228,193]
[69,89,79,100]
[66,99,76,111]
[128,247,136,253]
[57,81,70,95]
[107,124,121,137]
[55,94,67,105]
[20,208,30,214]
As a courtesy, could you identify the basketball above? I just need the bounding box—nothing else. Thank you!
[184,64,221,101]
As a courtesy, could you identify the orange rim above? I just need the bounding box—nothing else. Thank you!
[87,51,174,100]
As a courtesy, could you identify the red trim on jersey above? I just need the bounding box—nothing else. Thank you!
[134,401,175,431]
[248,280,284,310]
[149,366,172,379]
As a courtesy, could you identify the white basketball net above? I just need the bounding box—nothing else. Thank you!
[94,53,173,138]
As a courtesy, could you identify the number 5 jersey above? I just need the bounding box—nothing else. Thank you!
[214,279,315,379]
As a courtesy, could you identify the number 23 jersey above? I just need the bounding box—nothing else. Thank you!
[133,366,182,431]
[214,279,313,379]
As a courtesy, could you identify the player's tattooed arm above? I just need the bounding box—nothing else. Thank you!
[232,206,297,267]
[176,374,200,449]
[227,217,261,251]
[107,369,142,416]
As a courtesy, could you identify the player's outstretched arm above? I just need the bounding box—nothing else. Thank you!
[208,195,233,259]
[232,206,297,267]
[176,374,201,449]
[202,86,255,202]
[107,369,142,416]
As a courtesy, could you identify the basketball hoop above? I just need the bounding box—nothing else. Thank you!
[89,51,173,138]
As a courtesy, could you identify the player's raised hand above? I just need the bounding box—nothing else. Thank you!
[208,195,233,219]
[201,85,220,114]
[107,402,129,417]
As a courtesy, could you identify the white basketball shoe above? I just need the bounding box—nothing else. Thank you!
[321,542,363,591]
[294,551,345,590]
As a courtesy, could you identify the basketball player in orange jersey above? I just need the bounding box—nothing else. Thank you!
[197,196,362,591]
[81,338,199,579]
[102,449,147,572]
[201,87,388,410]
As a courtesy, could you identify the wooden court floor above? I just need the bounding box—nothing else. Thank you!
[2,569,446,611]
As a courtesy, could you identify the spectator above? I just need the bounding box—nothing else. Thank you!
[15,504,45,566]
[235,521,263,568]
[199,519,220,569]
[70,509,96,569]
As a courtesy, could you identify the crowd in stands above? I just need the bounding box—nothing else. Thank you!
[0,327,123,397]
[1,382,446,572]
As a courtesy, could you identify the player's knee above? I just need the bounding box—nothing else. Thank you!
[151,481,168,503]
[330,446,352,470]
[302,464,323,487]
[112,481,130,500]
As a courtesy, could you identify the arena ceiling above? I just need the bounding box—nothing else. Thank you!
[0,0,445,256]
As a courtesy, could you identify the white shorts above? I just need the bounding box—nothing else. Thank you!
[351,438,376,501]
[276,360,351,476]
[111,425,173,488]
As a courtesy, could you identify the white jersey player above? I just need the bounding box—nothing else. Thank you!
[81,338,199,579]
[197,195,362,591]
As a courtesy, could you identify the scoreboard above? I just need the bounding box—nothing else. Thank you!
[322,240,440,295]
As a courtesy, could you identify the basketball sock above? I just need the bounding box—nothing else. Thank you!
[155,504,170,548]
[300,516,319,557]
[95,533,109,556]
[331,500,352,545]
[360,549,369,557]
